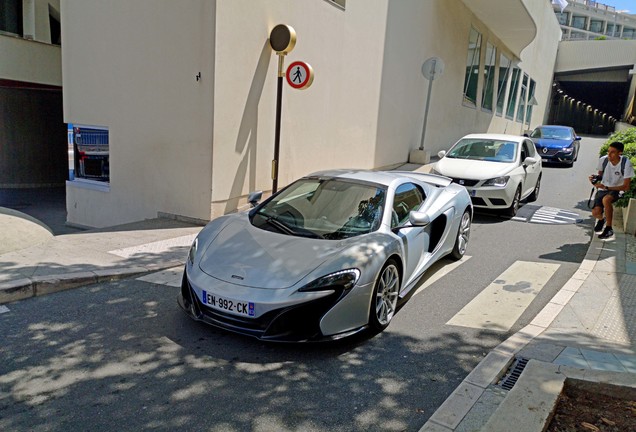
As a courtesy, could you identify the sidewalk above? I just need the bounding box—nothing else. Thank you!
[421,210,636,431]
[2,175,636,431]
[0,206,202,304]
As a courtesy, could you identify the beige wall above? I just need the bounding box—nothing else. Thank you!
[61,0,560,227]
[0,35,61,85]
[62,0,215,227]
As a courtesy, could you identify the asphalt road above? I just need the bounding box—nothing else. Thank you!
[0,136,605,431]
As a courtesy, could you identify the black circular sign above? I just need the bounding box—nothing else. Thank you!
[269,24,296,54]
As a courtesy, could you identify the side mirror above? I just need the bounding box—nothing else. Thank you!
[523,133,529,137]
[248,191,263,207]
[409,211,431,227]
[437,150,447,158]
[523,156,537,166]
[575,136,582,141]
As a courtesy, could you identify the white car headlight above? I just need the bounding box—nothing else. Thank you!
[482,176,509,187]
[562,147,574,153]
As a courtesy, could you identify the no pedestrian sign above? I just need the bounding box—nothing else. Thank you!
[286,61,314,90]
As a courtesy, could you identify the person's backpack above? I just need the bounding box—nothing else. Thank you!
[602,155,627,176]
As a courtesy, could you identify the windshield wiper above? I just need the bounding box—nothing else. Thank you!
[264,215,295,235]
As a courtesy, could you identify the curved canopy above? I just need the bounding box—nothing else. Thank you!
[462,0,537,58]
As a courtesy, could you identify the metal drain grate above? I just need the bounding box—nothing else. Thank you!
[497,357,529,391]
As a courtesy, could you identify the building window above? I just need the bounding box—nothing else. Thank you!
[481,43,496,112]
[516,74,529,123]
[69,125,110,183]
[525,79,536,126]
[606,23,621,36]
[590,20,604,33]
[571,16,587,30]
[506,67,521,120]
[496,53,511,117]
[0,0,23,36]
[463,27,482,107]
[623,28,635,39]
[557,12,569,26]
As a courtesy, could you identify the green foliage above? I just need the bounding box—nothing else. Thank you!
[599,128,636,207]
[594,35,607,40]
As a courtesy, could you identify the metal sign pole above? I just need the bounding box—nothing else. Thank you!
[272,54,284,193]
[269,24,296,194]
[419,70,435,151]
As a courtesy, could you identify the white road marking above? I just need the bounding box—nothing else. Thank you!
[109,234,196,258]
[446,260,560,331]
[0,305,9,314]
[413,256,471,296]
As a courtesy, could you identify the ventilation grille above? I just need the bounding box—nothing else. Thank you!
[497,357,529,391]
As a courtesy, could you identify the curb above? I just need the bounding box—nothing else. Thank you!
[419,234,607,431]
[0,261,184,305]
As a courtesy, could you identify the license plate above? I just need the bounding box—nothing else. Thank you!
[202,290,255,317]
[542,158,548,162]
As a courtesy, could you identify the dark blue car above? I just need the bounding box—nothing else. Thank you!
[527,125,581,166]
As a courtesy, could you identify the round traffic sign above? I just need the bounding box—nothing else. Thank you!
[421,56,444,81]
[269,24,296,54]
[286,61,314,90]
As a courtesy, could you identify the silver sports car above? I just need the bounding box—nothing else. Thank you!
[178,169,472,342]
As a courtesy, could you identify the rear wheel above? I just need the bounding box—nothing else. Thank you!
[506,186,522,217]
[450,209,471,260]
[369,260,400,332]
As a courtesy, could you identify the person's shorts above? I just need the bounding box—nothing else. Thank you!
[594,189,621,209]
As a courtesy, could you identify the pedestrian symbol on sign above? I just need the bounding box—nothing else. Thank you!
[286,61,314,90]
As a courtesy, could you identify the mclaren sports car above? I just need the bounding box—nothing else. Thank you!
[178,169,472,342]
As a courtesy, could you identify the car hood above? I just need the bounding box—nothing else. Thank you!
[435,158,514,180]
[533,138,572,149]
[198,217,346,289]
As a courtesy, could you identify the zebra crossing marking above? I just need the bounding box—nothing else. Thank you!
[512,204,583,225]
[446,261,560,331]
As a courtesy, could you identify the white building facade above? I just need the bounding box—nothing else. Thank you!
[554,0,636,40]
[60,0,562,228]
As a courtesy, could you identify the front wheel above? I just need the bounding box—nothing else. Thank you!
[369,260,400,332]
[527,174,541,202]
[450,209,471,260]
[506,186,522,217]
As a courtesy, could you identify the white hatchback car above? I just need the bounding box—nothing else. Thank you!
[432,134,542,216]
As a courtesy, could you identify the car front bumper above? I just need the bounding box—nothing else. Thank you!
[178,268,368,342]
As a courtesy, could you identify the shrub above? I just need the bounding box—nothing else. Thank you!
[599,127,636,207]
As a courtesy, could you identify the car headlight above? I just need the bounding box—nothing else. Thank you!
[562,147,574,153]
[187,237,198,264]
[298,269,361,293]
[482,176,509,187]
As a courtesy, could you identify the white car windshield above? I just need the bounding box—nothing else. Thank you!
[446,139,518,163]
[251,178,387,240]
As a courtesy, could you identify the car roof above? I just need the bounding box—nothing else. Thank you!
[458,133,527,143]
[535,125,572,130]
[305,169,451,187]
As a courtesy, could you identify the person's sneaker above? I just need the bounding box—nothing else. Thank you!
[594,218,605,233]
[598,226,614,240]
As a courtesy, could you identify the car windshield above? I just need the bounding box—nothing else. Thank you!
[445,139,518,163]
[251,178,387,240]
[530,127,571,140]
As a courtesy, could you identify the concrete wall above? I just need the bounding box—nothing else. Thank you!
[62,0,215,227]
[0,35,61,85]
[61,0,561,227]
